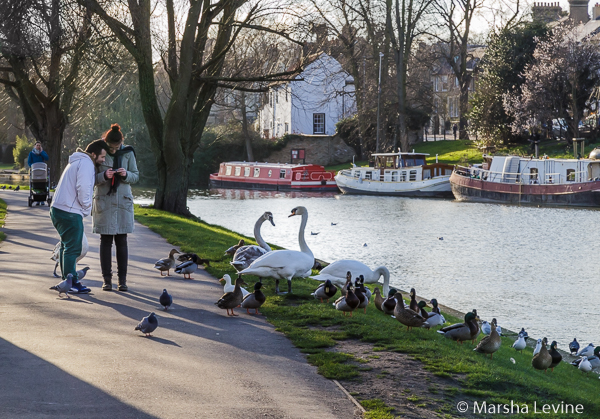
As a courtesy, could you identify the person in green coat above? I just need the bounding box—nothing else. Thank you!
[92,123,139,291]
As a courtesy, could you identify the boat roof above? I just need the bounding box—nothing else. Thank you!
[372,152,430,157]
[482,154,599,162]
[220,161,323,169]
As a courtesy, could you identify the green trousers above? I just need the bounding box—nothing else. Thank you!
[50,207,83,283]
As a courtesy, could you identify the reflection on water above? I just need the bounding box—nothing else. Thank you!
[134,187,600,347]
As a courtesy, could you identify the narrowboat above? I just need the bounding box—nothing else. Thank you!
[450,151,600,206]
[334,152,454,197]
[209,162,338,191]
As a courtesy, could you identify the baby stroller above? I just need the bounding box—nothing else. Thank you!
[29,162,52,207]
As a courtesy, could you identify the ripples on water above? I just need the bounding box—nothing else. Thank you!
[135,188,599,348]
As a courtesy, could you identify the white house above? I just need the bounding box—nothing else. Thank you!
[257,53,356,138]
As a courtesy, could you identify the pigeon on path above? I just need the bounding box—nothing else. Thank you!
[159,289,172,310]
[135,312,158,337]
[77,267,90,281]
[15,185,20,191]
[50,273,73,298]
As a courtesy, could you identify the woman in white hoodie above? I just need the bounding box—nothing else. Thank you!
[50,140,107,294]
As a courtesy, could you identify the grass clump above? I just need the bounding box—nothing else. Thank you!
[0,198,6,241]
[360,399,394,419]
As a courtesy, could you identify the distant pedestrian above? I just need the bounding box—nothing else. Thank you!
[28,141,49,167]
[93,123,139,292]
[452,124,458,140]
[50,140,108,294]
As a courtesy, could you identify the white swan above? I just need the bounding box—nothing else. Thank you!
[219,274,249,297]
[51,233,89,277]
[230,212,275,272]
[310,260,390,297]
[239,206,314,294]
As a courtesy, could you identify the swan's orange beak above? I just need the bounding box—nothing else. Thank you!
[288,211,296,218]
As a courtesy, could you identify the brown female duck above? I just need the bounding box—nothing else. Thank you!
[532,337,552,372]
[153,249,180,276]
[215,276,247,316]
[373,287,385,311]
[393,292,426,331]
[474,320,502,359]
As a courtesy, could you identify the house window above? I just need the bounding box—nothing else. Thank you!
[254,167,261,177]
[244,167,250,177]
[280,169,286,179]
[285,123,289,133]
[225,166,232,175]
[313,113,325,134]
[269,92,272,107]
[275,90,279,103]
[454,76,460,88]
[235,167,241,176]
[441,75,448,92]
[567,169,575,181]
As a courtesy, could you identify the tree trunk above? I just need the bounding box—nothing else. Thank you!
[241,92,254,161]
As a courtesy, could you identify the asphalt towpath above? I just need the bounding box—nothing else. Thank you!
[0,191,359,419]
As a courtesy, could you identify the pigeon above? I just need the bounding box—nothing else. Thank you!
[578,356,593,373]
[8,185,12,189]
[533,338,543,356]
[14,185,20,191]
[49,273,73,298]
[135,312,158,337]
[576,343,595,357]
[0,185,5,189]
[569,338,580,355]
[77,267,90,281]
[512,334,527,353]
[159,289,173,310]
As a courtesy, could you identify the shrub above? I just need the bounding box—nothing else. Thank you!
[13,135,34,168]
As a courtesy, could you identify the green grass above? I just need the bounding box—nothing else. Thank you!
[0,184,30,190]
[0,163,16,170]
[0,198,6,242]
[134,206,600,418]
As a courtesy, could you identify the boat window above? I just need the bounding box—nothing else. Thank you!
[404,158,415,167]
[353,170,360,178]
[280,169,286,179]
[235,167,241,176]
[409,170,417,181]
[400,171,407,182]
[415,158,425,166]
[423,169,431,179]
[530,168,538,183]
[254,167,260,177]
[365,171,372,180]
[391,171,398,181]
[268,170,272,177]
[225,166,232,176]
[244,167,250,177]
[567,169,575,182]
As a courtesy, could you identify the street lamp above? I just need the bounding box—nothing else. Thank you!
[376,52,384,153]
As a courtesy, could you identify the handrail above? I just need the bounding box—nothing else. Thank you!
[454,165,589,185]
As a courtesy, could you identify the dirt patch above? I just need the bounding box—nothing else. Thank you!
[333,340,473,418]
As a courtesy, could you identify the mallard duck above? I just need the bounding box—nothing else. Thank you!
[512,333,527,353]
[333,282,360,316]
[219,274,249,297]
[470,310,481,343]
[354,278,369,314]
[340,271,353,297]
[393,292,426,331]
[533,338,543,356]
[230,212,275,272]
[571,347,600,370]
[578,356,593,372]
[575,343,595,357]
[474,320,502,359]
[174,253,200,279]
[178,253,211,267]
[409,288,419,313]
[382,289,398,315]
[154,249,180,276]
[215,276,247,316]
[311,279,338,303]
[532,337,552,372]
[373,287,385,311]
[416,300,445,328]
[359,275,372,300]
[425,299,446,326]
[569,338,580,355]
[549,341,562,372]
[241,282,266,315]
[310,259,391,297]
[225,239,245,256]
[437,312,478,344]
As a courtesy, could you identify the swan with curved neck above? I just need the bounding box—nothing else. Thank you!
[231,212,275,272]
[311,260,390,297]
[239,206,314,294]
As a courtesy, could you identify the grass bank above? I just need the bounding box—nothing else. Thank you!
[326,139,600,172]
[135,205,600,418]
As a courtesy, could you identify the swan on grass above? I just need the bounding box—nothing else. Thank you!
[239,206,313,294]
[230,212,275,272]
[310,260,390,297]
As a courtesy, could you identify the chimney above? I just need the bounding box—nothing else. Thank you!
[568,0,590,23]
[594,2,600,19]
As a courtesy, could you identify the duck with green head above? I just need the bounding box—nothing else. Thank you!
[382,288,398,315]
[437,311,478,344]
[241,282,266,315]
[549,341,562,372]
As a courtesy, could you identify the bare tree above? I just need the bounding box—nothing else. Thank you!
[0,0,95,182]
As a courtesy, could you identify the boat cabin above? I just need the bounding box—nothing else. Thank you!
[348,152,453,182]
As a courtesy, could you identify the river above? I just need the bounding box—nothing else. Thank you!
[135,188,599,350]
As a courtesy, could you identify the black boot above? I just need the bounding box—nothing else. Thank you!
[117,278,128,292]
[102,276,112,291]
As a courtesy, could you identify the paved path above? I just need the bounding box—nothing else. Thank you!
[0,191,358,418]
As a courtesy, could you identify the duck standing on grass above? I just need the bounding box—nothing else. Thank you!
[548,341,562,372]
[409,288,419,313]
[437,312,478,344]
[334,282,359,316]
[215,276,247,316]
[474,320,502,359]
[532,337,552,373]
[393,291,426,331]
[382,289,398,315]
[311,279,338,303]
[154,249,180,276]
[359,275,372,300]
[225,239,245,256]
[354,278,369,314]
[425,299,446,326]
[373,287,385,311]
[241,282,266,315]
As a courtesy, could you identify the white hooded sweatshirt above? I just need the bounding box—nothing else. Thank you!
[50,151,96,217]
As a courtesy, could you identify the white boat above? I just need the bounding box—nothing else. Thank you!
[335,152,454,197]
